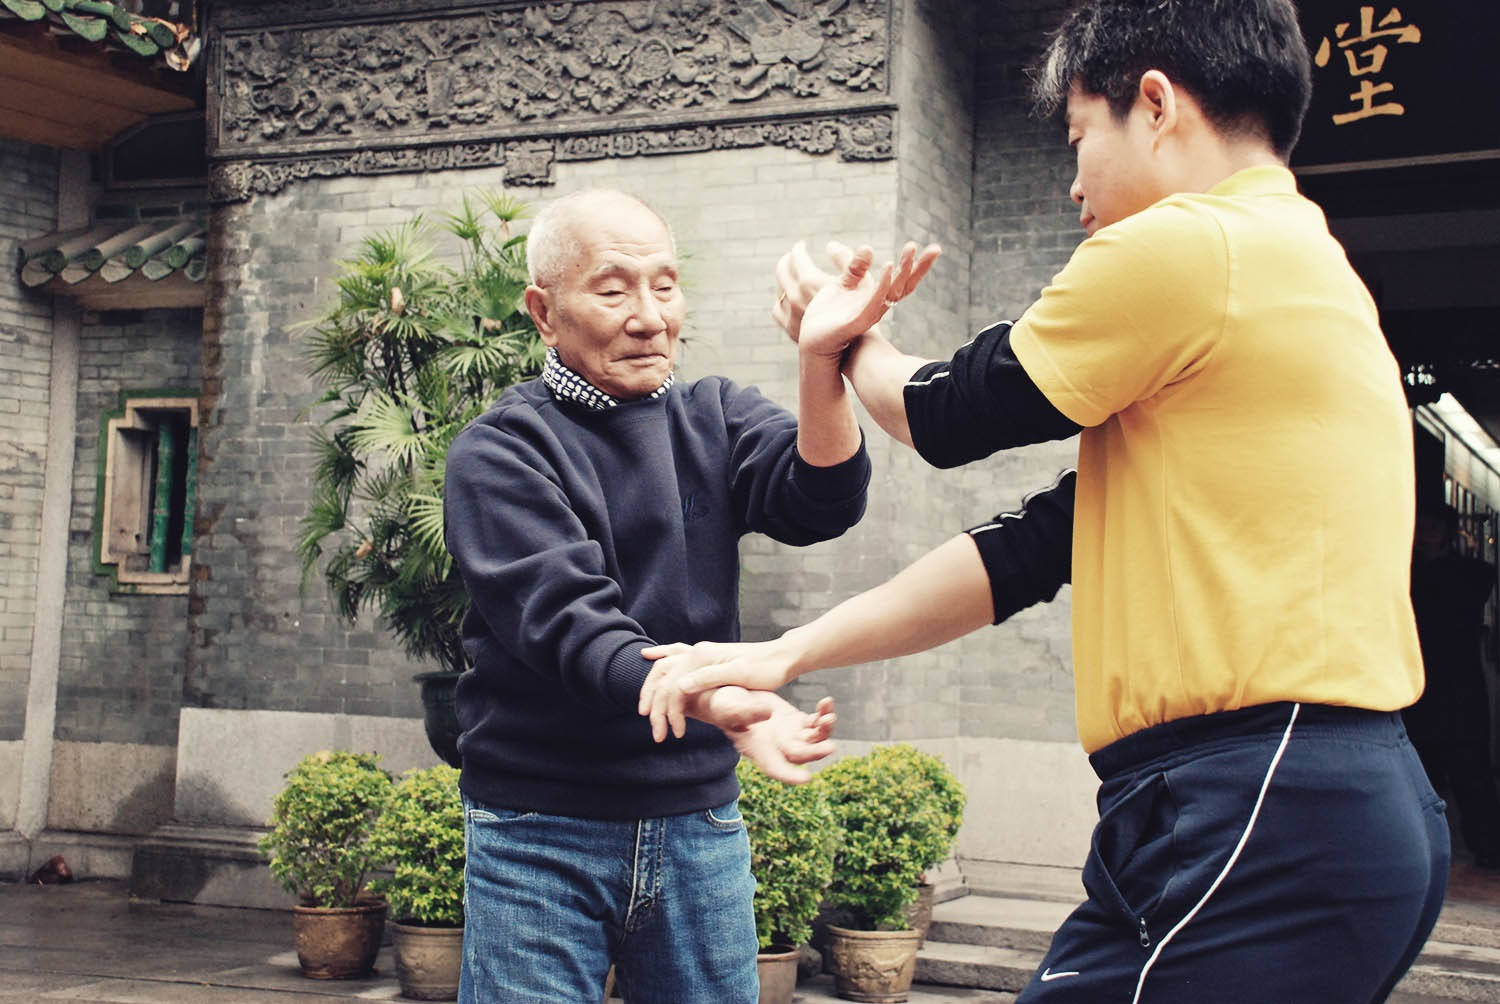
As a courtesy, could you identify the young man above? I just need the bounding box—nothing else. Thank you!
[641,3,1449,1001]
[443,189,872,1002]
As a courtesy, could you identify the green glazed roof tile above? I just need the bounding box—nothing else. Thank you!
[0,0,196,70]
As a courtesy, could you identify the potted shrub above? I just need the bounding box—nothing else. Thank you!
[815,745,965,1003]
[898,747,966,944]
[368,764,465,1001]
[259,750,394,980]
[736,760,840,1004]
[297,193,544,766]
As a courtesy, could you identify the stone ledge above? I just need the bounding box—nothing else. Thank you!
[130,822,292,910]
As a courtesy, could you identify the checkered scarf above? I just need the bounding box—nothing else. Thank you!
[542,347,674,410]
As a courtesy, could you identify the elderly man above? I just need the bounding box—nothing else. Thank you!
[442,188,882,1002]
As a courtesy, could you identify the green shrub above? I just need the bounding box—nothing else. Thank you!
[259,751,394,908]
[902,746,966,878]
[368,765,465,926]
[815,744,966,930]
[737,760,839,951]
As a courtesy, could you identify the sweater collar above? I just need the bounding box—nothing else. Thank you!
[541,347,674,411]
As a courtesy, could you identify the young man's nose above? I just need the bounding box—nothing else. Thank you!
[1070,175,1084,205]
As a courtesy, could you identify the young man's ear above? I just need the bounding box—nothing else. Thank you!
[1137,69,1179,143]
[524,285,560,347]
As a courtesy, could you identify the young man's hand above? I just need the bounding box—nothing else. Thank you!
[639,640,797,741]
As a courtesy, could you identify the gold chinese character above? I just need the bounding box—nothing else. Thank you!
[1332,79,1404,124]
[1314,6,1421,124]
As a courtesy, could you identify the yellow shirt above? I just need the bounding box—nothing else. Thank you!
[1011,165,1423,754]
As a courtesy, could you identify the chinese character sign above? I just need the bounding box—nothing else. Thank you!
[1313,6,1422,125]
[1294,1,1500,168]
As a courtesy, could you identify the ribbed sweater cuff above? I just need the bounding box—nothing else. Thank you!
[605,643,655,710]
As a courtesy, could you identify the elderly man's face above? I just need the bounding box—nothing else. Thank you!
[530,198,684,400]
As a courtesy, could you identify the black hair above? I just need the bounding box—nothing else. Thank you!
[1032,0,1313,159]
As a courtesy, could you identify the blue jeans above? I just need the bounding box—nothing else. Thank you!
[460,794,758,1003]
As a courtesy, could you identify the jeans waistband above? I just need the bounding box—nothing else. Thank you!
[1088,702,1406,781]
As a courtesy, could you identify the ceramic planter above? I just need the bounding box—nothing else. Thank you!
[291,899,387,979]
[826,925,921,1003]
[757,945,801,1004]
[905,883,936,946]
[390,921,462,1000]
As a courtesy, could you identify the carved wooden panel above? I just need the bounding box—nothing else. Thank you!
[208,0,896,199]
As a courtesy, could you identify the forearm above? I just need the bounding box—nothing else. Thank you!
[796,350,862,467]
[774,533,993,677]
[842,328,932,449]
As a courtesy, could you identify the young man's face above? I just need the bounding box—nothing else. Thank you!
[1065,83,1165,237]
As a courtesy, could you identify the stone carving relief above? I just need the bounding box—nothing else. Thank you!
[208,111,893,202]
[214,0,891,155]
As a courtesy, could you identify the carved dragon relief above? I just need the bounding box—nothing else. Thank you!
[209,0,895,201]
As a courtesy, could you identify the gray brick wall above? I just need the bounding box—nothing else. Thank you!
[0,137,58,742]
[184,0,1086,749]
[189,146,908,719]
[55,309,202,746]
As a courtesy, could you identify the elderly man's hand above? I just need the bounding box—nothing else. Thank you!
[703,690,837,785]
[791,241,941,360]
[773,240,941,347]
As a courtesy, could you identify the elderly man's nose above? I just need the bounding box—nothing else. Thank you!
[627,290,666,333]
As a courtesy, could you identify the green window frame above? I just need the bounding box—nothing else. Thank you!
[94,390,199,595]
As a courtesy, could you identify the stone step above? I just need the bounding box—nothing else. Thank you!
[915,940,1038,994]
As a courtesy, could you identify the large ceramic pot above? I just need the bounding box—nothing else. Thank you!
[414,670,463,768]
[291,899,387,980]
[826,925,921,1003]
[757,945,801,1004]
[905,883,936,946]
[390,921,462,1000]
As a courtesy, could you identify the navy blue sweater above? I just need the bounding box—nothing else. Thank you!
[443,376,871,819]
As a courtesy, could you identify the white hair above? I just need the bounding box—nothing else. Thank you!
[525,189,677,287]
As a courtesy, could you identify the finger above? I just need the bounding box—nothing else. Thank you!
[668,686,688,740]
[899,243,942,298]
[650,687,671,742]
[784,739,836,765]
[826,240,856,270]
[641,643,689,660]
[807,713,837,744]
[752,753,812,785]
[839,247,875,290]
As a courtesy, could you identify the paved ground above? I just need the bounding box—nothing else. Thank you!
[0,881,1014,1003]
[3,871,1495,1003]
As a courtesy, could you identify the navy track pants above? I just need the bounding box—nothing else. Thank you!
[1018,703,1450,1004]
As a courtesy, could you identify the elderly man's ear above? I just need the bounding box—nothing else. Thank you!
[524,285,560,346]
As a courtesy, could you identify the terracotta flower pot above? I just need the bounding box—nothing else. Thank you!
[826,925,921,1003]
[390,921,462,1000]
[757,945,801,1004]
[291,899,387,979]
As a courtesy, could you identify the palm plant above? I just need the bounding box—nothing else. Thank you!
[296,193,544,677]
